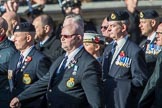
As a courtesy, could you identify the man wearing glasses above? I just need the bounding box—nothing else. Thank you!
[10,14,103,108]
[101,17,112,45]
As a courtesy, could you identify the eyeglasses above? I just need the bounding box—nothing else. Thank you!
[101,26,108,30]
[61,34,77,38]
[156,32,162,35]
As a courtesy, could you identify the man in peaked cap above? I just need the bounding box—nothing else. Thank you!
[139,9,160,78]
[102,10,148,108]
[8,22,51,108]
[83,32,105,63]
[100,17,112,45]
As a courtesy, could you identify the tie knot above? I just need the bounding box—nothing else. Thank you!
[19,54,24,61]
[146,40,151,44]
[112,42,117,48]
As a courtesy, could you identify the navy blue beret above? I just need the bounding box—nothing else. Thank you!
[107,10,129,21]
[13,22,35,33]
[139,9,159,19]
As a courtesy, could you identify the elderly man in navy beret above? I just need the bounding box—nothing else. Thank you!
[139,9,161,78]
[102,10,148,108]
[8,22,51,108]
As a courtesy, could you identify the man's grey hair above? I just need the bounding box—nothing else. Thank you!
[65,14,84,36]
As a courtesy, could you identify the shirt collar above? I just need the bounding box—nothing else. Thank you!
[40,37,50,46]
[115,35,128,48]
[65,45,83,67]
[147,32,156,42]
[21,45,34,62]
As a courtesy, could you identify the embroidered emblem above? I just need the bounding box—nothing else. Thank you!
[8,70,13,79]
[23,74,31,84]
[66,77,75,88]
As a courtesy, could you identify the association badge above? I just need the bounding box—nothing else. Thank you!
[23,74,31,84]
[8,70,13,79]
[66,77,75,88]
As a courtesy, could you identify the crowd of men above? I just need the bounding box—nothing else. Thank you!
[0,0,162,108]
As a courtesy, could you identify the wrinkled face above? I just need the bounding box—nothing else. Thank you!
[139,19,153,36]
[83,42,96,55]
[65,6,81,15]
[108,21,123,40]
[13,32,29,51]
[61,25,79,52]
[101,18,109,37]
[33,19,45,41]
[156,24,162,46]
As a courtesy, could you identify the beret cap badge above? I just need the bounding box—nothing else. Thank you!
[140,12,144,18]
[111,13,116,20]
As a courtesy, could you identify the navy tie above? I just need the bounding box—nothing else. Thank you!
[59,56,68,73]
[108,42,117,69]
[17,54,24,69]
[111,42,117,55]
[143,40,151,51]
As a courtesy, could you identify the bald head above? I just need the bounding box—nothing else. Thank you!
[33,14,54,28]
[0,17,8,32]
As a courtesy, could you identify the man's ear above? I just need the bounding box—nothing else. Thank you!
[121,24,127,32]
[94,44,100,51]
[26,34,32,42]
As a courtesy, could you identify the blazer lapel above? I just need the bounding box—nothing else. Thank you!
[20,47,36,72]
[48,55,65,87]
[109,40,130,76]
[48,48,84,88]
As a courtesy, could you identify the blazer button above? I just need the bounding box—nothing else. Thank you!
[48,103,51,106]
[49,89,52,92]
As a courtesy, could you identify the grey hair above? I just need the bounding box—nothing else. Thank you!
[65,14,84,36]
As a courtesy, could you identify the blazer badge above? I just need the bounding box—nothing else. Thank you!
[23,74,31,84]
[146,44,161,55]
[115,51,132,68]
[66,77,75,88]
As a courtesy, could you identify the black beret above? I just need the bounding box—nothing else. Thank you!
[139,9,159,19]
[107,10,129,21]
[13,22,35,33]
[62,0,81,9]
